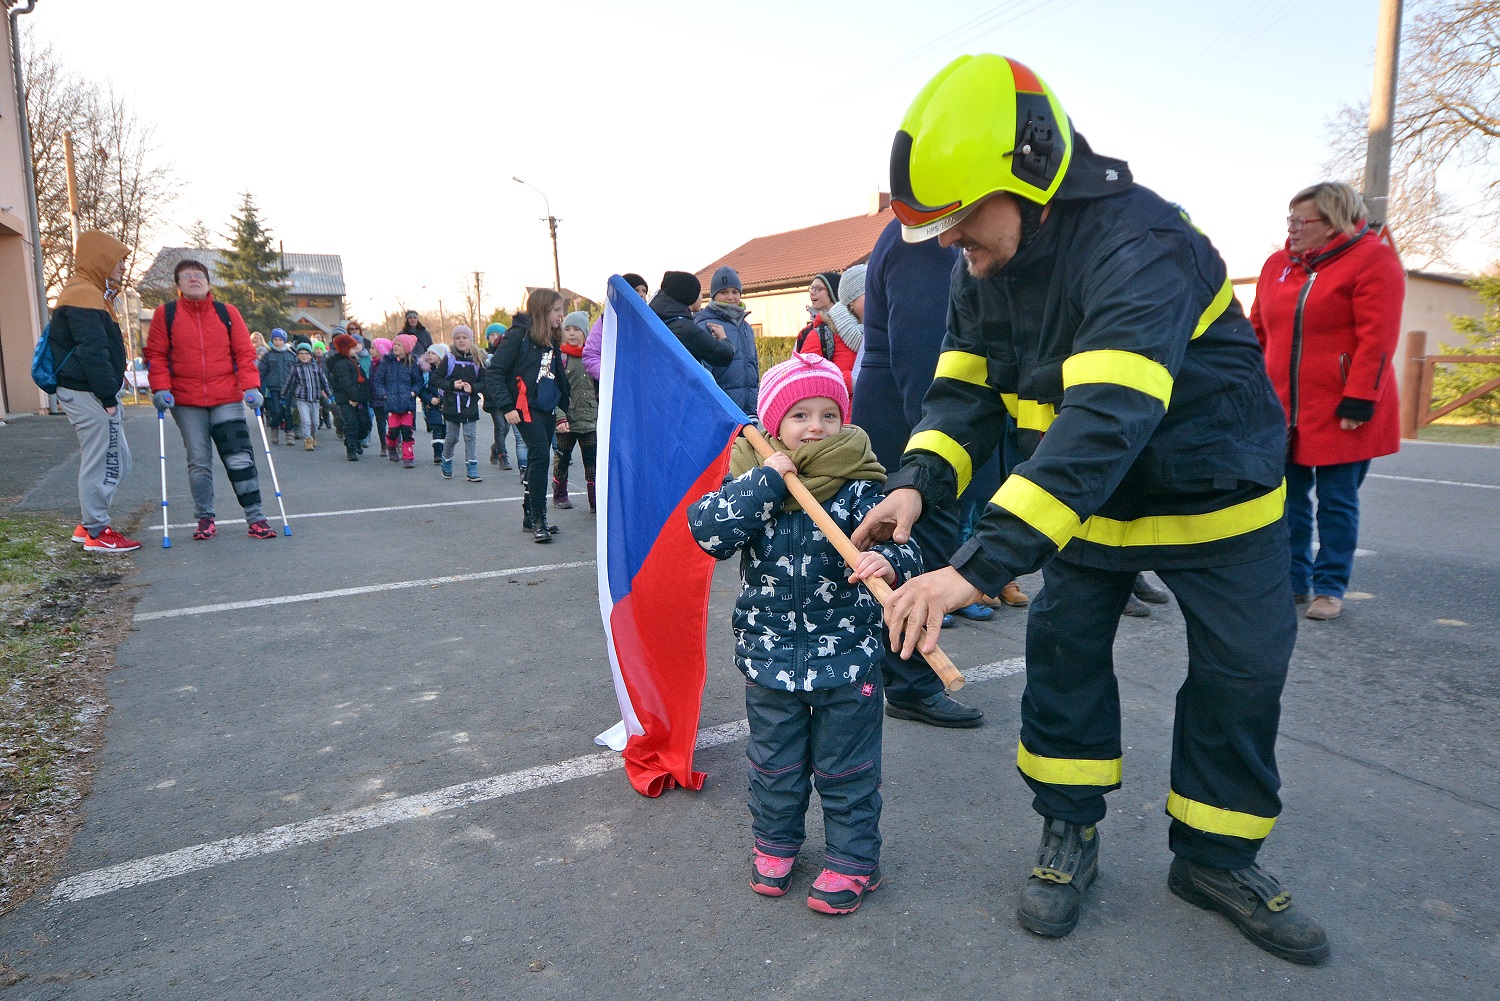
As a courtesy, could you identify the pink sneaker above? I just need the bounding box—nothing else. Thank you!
[806,867,881,914]
[750,850,795,897]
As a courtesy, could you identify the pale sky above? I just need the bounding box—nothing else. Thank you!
[27,0,1496,322]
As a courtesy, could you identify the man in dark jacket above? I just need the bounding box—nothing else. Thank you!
[650,271,734,370]
[695,266,759,415]
[856,55,1326,964]
[49,230,140,553]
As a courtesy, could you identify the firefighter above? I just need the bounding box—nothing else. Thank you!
[852,55,1329,965]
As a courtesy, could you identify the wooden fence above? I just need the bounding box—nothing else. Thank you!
[1400,330,1500,439]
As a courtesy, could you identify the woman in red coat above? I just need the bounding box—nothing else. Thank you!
[795,272,857,394]
[1251,182,1405,621]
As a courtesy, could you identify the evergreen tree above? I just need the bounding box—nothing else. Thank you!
[185,218,216,249]
[215,193,293,334]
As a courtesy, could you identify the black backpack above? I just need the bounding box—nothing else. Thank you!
[162,299,238,375]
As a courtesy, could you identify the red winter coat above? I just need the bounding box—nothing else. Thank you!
[145,294,261,407]
[1250,227,1406,467]
[795,318,856,395]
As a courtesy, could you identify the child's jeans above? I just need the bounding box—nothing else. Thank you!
[443,418,478,465]
[296,400,321,437]
[386,411,416,462]
[744,674,884,877]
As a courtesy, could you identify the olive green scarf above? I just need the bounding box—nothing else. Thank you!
[729,427,885,512]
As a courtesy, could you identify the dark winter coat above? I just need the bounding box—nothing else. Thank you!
[49,305,128,409]
[257,344,296,399]
[430,348,485,421]
[402,322,433,356]
[695,300,760,416]
[688,468,921,692]
[373,351,422,414]
[649,293,734,368]
[890,134,1288,599]
[1250,228,1406,467]
[327,351,372,405]
[417,370,445,433]
[485,315,571,423]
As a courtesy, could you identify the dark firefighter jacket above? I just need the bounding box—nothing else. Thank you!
[887,134,1288,598]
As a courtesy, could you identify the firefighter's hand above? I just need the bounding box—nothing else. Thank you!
[852,487,923,549]
[884,567,980,660]
[847,550,895,587]
[504,409,521,426]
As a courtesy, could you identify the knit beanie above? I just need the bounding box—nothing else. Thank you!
[759,352,851,437]
[311,339,326,352]
[332,324,348,337]
[660,270,701,307]
[295,344,313,358]
[484,322,507,342]
[563,310,590,334]
[332,333,358,356]
[395,333,418,355]
[450,325,474,347]
[711,266,742,297]
[837,264,866,308]
[428,342,450,358]
[270,328,287,343]
[372,337,393,357]
[622,272,647,292]
[813,271,841,301]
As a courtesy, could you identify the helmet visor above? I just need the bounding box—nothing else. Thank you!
[897,200,978,244]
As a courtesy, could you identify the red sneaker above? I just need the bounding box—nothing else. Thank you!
[750,850,795,897]
[192,517,217,540]
[806,867,880,915]
[82,527,141,554]
[72,524,88,544]
[247,519,277,539]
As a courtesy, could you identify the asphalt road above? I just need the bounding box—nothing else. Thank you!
[2,409,1496,1000]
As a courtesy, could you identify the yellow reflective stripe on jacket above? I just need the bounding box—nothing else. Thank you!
[934,350,988,386]
[1167,791,1276,839]
[1074,482,1285,548]
[1192,277,1234,339]
[905,429,973,496]
[1001,393,1059,432]
[994,474,1080,549]
[1062,350,1174,408]
[1017,741,1123,786]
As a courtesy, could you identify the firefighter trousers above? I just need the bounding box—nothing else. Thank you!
[1017,545,1296,869]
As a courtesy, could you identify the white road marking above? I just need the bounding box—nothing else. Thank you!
[48,659,1026,904]
[1368,473,1500,491]
[133,560,596,622]
[148,492,586,531]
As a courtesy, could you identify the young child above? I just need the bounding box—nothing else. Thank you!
[418,345,448,465]
[430,326,486,482]
[369,335,394,456]
[375,334,423,467]
[687,352,922,915]
[281,343,331,451]
[256,329,297,445]
[553,310,598,511]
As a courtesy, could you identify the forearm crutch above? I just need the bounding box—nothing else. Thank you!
[158,410,171,548]
[253,407,293,536]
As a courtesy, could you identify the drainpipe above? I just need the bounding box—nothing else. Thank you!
[9,0,48,324]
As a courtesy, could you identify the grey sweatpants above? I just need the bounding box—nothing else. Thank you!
[442,418,478,465]
[56,388,132,534]
[171,403,264,522]
[295,400,321,437]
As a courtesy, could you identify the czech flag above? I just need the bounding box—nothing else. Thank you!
[593,275,749,796]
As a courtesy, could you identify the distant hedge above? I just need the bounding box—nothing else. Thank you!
[758,336,797,375]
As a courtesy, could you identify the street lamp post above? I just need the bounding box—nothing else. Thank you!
[513,176,561,293]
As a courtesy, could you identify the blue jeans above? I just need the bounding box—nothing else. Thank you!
[1285,460,1370,600]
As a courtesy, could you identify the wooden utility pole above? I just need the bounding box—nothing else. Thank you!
[473,270,484,329]
[63,130,81,251]
[547,215,561,293]
[1363,0,1404,225]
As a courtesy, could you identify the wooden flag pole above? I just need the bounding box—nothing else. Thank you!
[741,425,965,692]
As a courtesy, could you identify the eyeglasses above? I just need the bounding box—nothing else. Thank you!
[1286,215,1328,229]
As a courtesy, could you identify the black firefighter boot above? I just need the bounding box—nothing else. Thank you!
[1017,817,1099,938]
[1168,857,1330,965]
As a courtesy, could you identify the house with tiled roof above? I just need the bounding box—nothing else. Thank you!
[696,194,893,340]
[140,247,347,339]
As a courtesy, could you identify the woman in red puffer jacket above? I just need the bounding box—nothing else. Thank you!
[1251,181,1405,621]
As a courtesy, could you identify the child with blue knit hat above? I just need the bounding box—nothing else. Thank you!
[687,352,923,915]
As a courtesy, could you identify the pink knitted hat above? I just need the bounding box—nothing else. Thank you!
[759,352,850,437]
[372,337,394,357]
[394,333,418,355]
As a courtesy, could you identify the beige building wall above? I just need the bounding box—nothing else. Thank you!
[1233,273,1484,366]
[0,6,46,415]
[743,286,815,341]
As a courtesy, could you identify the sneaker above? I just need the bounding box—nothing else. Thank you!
[1017,818,1099,938]
[403,459,415,468]
[1168,857,1330,965]
[498,455,513,471]
[750,850,795,897]
[954,602,994,621]
[82,526,141,554]
[247,519,277,540]
[347,452,360,461]
[193,517,217,541]
[807,867,880,915]
[71,524,88,544]
[305,437,316,451]
[388,448,400,463]
[885,691,983,728]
